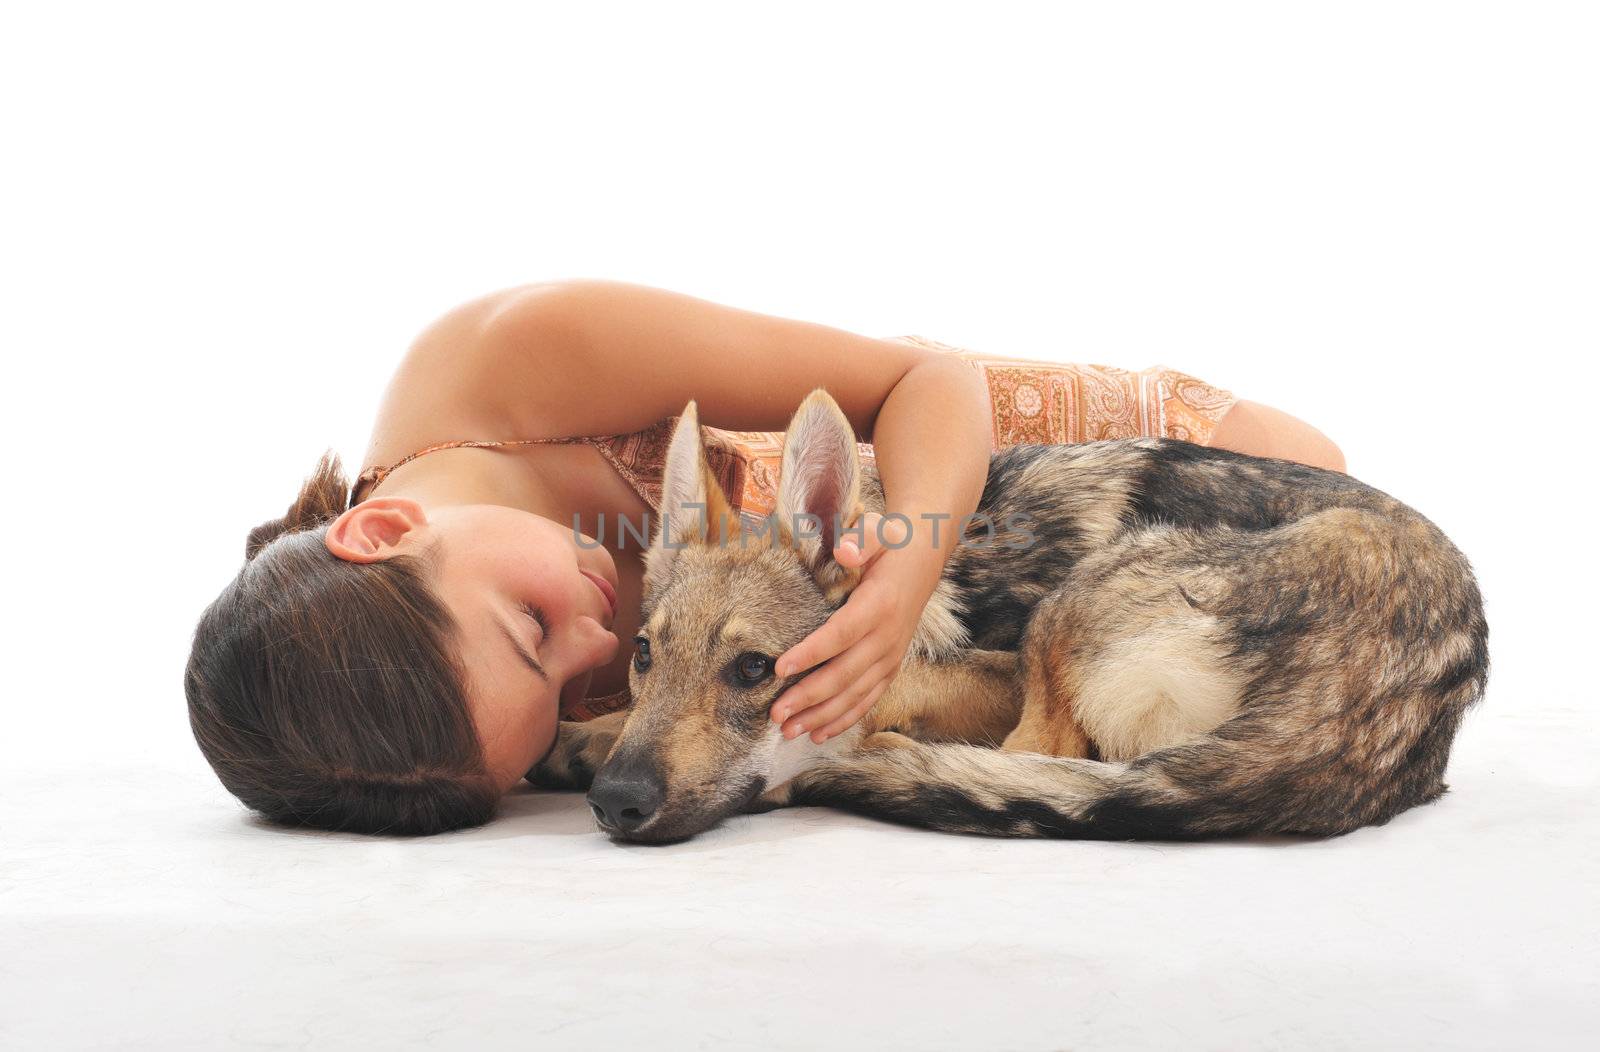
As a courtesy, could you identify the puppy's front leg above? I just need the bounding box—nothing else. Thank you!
[527,710,629,790]
[868,649,1022,746]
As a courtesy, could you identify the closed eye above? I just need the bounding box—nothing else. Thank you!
[520,602,549,645]
[498,605,548,682]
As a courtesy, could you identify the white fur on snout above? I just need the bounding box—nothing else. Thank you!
[760,722,864,791]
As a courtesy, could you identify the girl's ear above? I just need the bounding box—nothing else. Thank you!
[324,498,429,563]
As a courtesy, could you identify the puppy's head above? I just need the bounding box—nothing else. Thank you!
[586,391,867,842]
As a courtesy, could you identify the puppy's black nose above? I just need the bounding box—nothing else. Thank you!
[587,770,664,833]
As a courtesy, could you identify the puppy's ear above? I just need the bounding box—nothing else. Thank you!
[773,389,865,594]
[644,402,737,595]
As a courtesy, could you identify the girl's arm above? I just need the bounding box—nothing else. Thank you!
[373,280,992,741]
[1210,400,1345,472]
[381,279,981,441]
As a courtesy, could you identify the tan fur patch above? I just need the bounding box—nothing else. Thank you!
[1072,618,1244,760]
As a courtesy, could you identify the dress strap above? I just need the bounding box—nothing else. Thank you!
[352,437,572,506]
[561,688,631,722]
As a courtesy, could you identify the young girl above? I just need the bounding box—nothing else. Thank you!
[184,281,1344,835]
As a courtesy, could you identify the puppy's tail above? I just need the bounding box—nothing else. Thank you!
[789,698,1473,840]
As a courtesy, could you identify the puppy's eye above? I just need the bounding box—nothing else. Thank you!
[633,637,651,673]
[732,652,773,686]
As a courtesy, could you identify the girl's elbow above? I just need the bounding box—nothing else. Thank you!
[1211,399,1345,473]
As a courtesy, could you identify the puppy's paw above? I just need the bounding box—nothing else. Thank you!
[527,712,627,789]
[859,729,918,753]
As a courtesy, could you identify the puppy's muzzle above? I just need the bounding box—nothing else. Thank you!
[587,760,665,835]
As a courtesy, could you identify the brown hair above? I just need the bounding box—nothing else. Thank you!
[184,453,499,835]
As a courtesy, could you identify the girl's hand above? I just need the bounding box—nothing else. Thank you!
[769,513,940,743]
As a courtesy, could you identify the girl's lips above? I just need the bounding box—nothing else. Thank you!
[580,569,618,622]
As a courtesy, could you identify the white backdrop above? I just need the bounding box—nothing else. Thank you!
[5,1,1593,769]
[3,3,1596,1048]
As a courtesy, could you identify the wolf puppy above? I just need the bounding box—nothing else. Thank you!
[535,391,1488,844]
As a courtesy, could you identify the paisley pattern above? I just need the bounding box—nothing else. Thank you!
[661,336,1237,525]
[352,336,1236,721]
[892,335,1238,448]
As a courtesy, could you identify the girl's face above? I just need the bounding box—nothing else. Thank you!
[419,504,622,791]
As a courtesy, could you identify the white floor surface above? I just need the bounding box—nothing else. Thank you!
[4,683,1595,1051]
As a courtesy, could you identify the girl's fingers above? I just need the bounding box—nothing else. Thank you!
[774,605,872,683]
[812,679,889,742]
[786,684,869,742]
[773,649,876,732]
[833,513,877,568]
[790,656,895,741]
[834,512,908,569]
